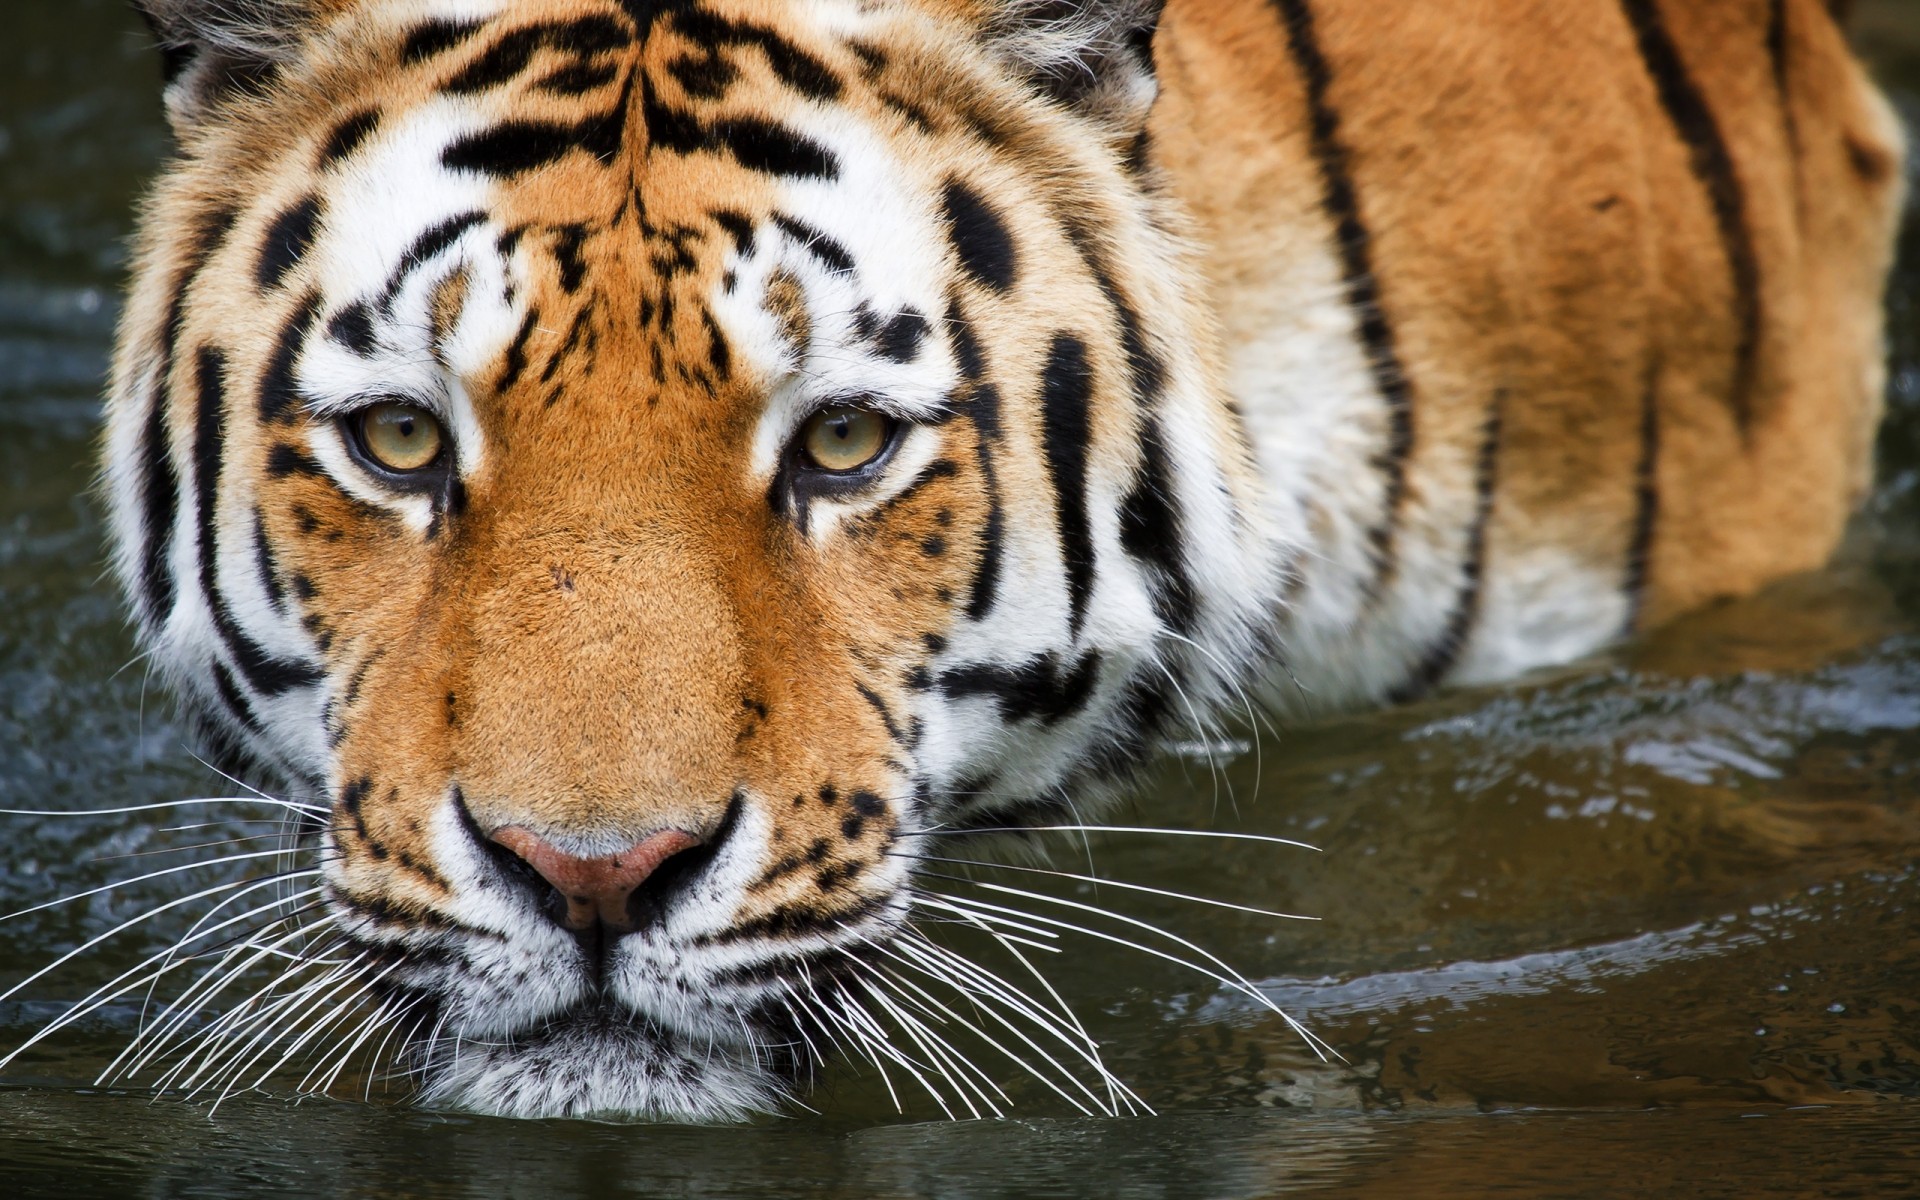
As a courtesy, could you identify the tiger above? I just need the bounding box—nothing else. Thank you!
[77,0,1902,1119]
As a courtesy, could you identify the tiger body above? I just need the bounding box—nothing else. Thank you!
[90,0,1901,1118]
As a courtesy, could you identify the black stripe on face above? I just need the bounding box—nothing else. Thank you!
[711,118,838,178]
[254,511,286,610]
[669,9,843,101]
[259,294,321,423]
[191,347,323,699]
[772,214,854,274]
[257,195,323,293]
[875,309,928,363]
[319,110,382,166]
[210,660,260,733]
[1039,334,1096,639]
[498,308,541,390]
[137,394,182,629]
[948,300,1006,621]
[937,650,1102,726]
[1390,397,1502,704]
[402,18,486,64]
[377,212,489,311]
[1619,0,1762,433]
[1081,250,1196,636]
[940,180,1017,293]
[327,302,377,356]
[1624,378,1661,630]
[139,205,238,627]
[442,105,630,178]
[1119,418,1197,636]
[1270,0,1414,589]
[440,17,630,95]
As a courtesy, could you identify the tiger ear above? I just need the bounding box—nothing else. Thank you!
[132,0,317,134]
[984,0,1167,132]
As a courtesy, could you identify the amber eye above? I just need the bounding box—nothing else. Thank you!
[355,401,445,473]
[799,405,892,473]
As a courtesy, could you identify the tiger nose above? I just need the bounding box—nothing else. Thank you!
[488,826,702,933]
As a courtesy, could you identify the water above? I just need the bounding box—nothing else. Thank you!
[3,3,1918,1195]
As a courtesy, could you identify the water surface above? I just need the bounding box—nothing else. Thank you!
[3,4,1918,1195]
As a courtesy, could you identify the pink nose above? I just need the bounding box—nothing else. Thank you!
[488,826,702,932]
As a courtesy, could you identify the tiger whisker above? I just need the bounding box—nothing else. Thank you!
[906,823,1321,852]
[205,956,376,1110]
[0,868,315,1020]
[927,880,1340,1062]
[866,973,1011,1119]
[301,990,397,1097]
[887,927,1139,1114]
[93,831,312,862]
[247,951,403,1099]
[0,796,324,820]
[864,951,1105,1117]
[184,950,369,1104]
[1146,654,1234,819]
[113,888,329,1080]
[144,930,348,1090]
[899,852,1320,922]
[2,905,309,1080]
[0,844,334,927]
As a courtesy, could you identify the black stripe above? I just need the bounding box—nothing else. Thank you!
[1119,418,1197,636]
[536,60,621,95]
[192,347,322,698]
[439,17,629,95]
[1270,0,1414,590]
[940,180,1017,293]
[210,661,260,733]
[1624,376,1661,630]
[711,117,837,179]
[949,302,1006,622]
[442,116,611,177]
[1039,334,1096,639]
[1620,0,1762,433]
[377,211,487,311]
[1390,398,1502,704]
[668,9,843,101]
[499,307,541,390]
[136,394,182,628]
[254,511,286,610]
[937,651,1102,726]
[258,294,321,423]
[266,443,324,478]
[701,309,732,381]
[137,205,236,627]
[319,110,382,166]
[772,214,854,274]
[402,18,486,64]
[854,682,907,746]
[874,310,927,363]
[1082,247,1198,637]
[327,301,377,356]
[257,195,322,292]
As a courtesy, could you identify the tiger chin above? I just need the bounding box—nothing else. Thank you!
[88,0,1901,1121]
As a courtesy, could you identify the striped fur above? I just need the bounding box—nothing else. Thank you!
[98,0,1902,1117]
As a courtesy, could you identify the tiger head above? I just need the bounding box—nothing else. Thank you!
[104,0,1281,1119]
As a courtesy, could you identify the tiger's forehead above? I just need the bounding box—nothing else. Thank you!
[217,0,1004,437]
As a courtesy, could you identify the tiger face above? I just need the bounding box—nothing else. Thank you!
[105,0,1278,1118]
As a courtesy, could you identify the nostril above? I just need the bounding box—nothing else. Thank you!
[627,791,743,931]
[487,825,702,934]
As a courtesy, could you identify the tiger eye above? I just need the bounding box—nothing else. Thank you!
[357,401,444,473]
[800,406,891,473]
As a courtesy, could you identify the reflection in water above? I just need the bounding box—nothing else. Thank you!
[2,0,1919,1194]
